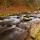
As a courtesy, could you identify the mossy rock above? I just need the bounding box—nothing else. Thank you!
[30,19,40,40]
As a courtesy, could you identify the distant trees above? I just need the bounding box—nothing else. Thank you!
[0,0,14,7]
[0,0,40,9]
[15,0,33,6]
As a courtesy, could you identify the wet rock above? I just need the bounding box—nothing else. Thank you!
[16,22,31,30]
[0,26,27,40]
[29,18,40,40]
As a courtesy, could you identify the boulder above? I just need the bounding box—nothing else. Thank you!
[0,26,27,40]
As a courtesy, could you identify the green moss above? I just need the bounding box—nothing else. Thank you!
[31,25,40,40]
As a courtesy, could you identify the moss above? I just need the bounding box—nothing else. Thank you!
[31,24,40,40]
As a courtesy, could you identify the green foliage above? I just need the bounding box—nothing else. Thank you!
[0,0,13,7]
[0,0,39,9]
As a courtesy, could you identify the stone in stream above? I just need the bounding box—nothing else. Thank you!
[29,18,40,40]
[0,25,27,40]
[16,22,31,30]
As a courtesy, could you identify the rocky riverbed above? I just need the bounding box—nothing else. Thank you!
[0,14,40,40]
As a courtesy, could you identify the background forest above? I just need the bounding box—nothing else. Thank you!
[0,0,40,9]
